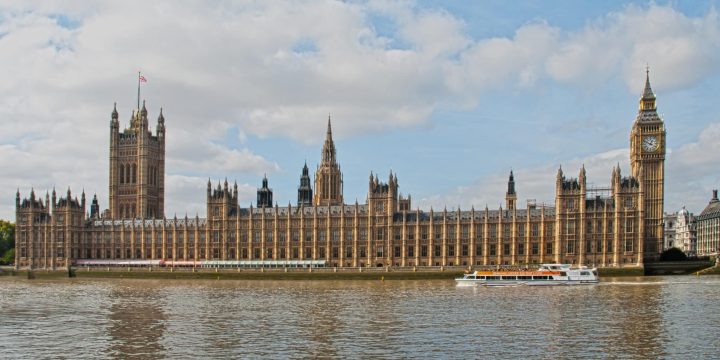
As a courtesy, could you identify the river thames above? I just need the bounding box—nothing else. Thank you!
[1,275,718,359]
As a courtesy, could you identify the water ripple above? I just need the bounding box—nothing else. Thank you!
[1,276,719,358]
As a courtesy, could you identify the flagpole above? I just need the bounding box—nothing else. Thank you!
[137,70,141,110]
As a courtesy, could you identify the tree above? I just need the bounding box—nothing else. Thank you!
[1,248,14,265]
[0,220,15,264]
[660,247,688,262]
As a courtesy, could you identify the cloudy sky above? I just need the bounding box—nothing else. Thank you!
[1,0,719,220]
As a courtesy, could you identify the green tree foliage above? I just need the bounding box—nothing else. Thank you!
[0,220,15,264]
[1,248,14,265]
[660,247,688,262]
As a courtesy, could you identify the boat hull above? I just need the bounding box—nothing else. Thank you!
[455,279,599,287]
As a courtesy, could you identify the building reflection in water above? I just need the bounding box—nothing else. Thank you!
[106,281,167,359]
[607,279,666,358]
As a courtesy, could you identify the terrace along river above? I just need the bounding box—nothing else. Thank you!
[1,276,719,358]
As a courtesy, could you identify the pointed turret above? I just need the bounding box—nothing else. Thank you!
[90,194,100,219]
[638,67,660,115]
[321,115,336,165]
[257,174,273,208]
[314,114,343,206]
[326,114,332,138]
[642,67,656,101]
[505,170,517,210]
[298,164,312,205]
[111,102,119,120]
[507,170,515,195]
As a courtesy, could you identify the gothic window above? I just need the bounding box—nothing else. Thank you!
[408,245,414,257]
[625,239,633,252]
[566,241,574,254]
[625,219,634,233]
[120,164,125,184]
[394,246,400,257]
[345,246,352,258]
[461,244,468,256]
[475,244,482,256]
[132,164,137,183]
[518,243,524,255]
[421,245,428,257]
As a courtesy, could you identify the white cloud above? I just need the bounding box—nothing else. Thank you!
[546,5,720,93]
[1,2,720,220]
[417,148,629,211]
[164,174,256,218]
[665,122,720,212]
[419,121,720,215]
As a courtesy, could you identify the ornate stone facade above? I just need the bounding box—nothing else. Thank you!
[109,101,165,219]
[697,190,720,256]
[14,74,666,269]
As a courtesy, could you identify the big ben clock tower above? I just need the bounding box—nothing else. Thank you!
[630,69,666,260]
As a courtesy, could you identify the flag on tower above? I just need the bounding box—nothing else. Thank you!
[139,74,147,82]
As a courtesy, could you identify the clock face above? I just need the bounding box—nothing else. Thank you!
[642,136,659,152]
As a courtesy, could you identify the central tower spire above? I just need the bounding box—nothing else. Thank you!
[322,114,336,164]
[315,114,343,206]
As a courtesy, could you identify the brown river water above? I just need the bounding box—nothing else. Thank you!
[1,276,719,359]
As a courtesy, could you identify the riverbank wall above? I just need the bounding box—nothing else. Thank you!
[643,261,716,276]
[0,265,652,280]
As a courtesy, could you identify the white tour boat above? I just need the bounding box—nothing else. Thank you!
[455,264,599,287]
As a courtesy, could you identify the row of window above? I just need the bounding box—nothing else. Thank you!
[118,164,160,186]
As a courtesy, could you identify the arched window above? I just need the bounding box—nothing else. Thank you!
[119,164,125,184]
[132,164,137,184]
[125,165,131,185]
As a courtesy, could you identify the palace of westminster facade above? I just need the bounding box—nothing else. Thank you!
[15,73,667,269]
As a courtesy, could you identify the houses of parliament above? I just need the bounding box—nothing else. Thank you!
[14,72,666,269]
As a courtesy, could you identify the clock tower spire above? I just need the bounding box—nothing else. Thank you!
[630,67,665,261]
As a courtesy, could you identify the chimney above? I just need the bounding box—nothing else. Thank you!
[713,189,718,201]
